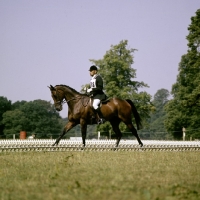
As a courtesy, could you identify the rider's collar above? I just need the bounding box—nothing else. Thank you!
[92,74,98,79]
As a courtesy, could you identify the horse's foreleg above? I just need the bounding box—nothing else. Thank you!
[80,119,87,147]
[53,121,76,146]
[53,130,66,146]
[115,136,121,147]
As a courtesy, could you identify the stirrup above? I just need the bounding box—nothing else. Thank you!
[97,118,105,124]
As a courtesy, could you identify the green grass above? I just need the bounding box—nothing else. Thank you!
[0,151,200,200]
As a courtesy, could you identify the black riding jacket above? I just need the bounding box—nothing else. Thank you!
[89,74,107,100]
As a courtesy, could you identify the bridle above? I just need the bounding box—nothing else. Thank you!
[54,89,89,107]
[53,90,66,107]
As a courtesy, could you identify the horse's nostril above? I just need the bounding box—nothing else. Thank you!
[56,106,62,111]
[56,107,61,111]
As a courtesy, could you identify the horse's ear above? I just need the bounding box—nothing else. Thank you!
[48,85,55,91]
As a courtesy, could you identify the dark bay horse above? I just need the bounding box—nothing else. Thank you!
[48,84,143,147]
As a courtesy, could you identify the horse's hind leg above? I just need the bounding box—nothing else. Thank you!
[126,123,143,147]
[80,119,87,148]
[110,119,122,147]
[53,121,76,146]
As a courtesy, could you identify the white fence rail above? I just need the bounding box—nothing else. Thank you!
[0,139,199,152]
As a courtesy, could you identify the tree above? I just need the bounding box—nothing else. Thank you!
[12,100,27,110]
[165,9,200,139]
[2,99,62,138]
[2,109,29,137]
[89,40,153,135]
[148,89,170,139]
[0,96,12,136]
[150,89,169,130]
[90,40,148,99]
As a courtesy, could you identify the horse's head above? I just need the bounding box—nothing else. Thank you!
[48,85,64,111]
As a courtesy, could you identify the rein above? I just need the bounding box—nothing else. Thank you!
[64,95,89,107]
[66,96,81,103]
[55,87,89,107]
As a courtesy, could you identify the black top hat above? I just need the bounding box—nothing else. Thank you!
[89,65,98,71]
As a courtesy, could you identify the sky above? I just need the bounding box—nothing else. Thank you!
[0,0,200,117]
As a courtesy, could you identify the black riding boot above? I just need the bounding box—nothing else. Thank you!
[95,107,105,124]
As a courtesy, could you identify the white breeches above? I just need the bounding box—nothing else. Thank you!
[93,99,101,109]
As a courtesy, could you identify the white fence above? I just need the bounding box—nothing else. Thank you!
[0,139,199,147]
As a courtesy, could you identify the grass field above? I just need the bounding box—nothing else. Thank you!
[0,151,200,200]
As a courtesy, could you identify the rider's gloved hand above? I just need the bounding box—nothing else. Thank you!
[87,88,92,93]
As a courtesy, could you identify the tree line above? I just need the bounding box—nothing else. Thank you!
[1,9,199,140]
[164,9,200,140]
[0,99,63,138]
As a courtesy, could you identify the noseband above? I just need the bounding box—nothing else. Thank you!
[55,99,66,106]
[54,90,66,106]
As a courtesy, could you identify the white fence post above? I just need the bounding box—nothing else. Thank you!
[182,127,186,141]
[98,131,100,140]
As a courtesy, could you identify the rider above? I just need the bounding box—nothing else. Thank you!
[86,65,106,124]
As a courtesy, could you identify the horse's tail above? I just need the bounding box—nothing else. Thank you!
[126,99,143,130]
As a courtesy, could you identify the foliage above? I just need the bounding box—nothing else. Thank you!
[138,89,172,140]
[89,40,153,133]
[150,89,170,131]
[2,109,29,136]
[11,100,27,110]
[0,96,12,136]
[90,40,148,98]
[2,99,62,138]
[165,9,200,139]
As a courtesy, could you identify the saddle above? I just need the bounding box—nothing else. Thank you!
[90,97,110,107]
[101,97,110,104]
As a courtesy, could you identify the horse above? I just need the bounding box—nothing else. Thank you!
[48,84,143,148]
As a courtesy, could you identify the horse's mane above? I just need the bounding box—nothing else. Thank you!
[55,84,85,96]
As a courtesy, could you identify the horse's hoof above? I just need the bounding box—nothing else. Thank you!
[112,146,118,151]
[81,146,85,151]
[140,143,143,147]
[52,141,58,146]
